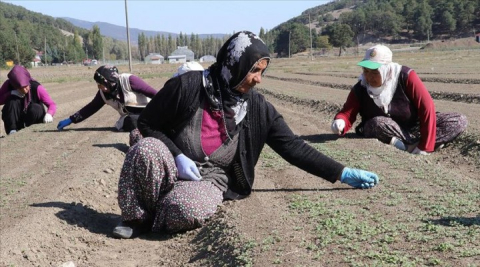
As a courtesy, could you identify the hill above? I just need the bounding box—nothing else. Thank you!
[267,0,480,57]
[0,1,89,66]
[61,17,228,44]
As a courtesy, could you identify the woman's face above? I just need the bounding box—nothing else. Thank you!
[363,67,382,87]
[17,85,30,95]
[97,83,110,93]
[235,59,269,94]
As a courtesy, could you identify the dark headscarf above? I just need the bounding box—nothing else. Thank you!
[93,65,120,98]
[205,31,270,139]
[8,65,34,89]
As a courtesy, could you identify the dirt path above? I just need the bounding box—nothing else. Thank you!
[1,60,479,266]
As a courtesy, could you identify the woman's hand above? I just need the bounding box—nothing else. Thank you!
[43,113,53,123]
[331,119,345,135]
[340,167,379,189]
[57,118,72,130]
[174,154,202,181]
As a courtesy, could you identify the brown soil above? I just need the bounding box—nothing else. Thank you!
[1,51,479,267]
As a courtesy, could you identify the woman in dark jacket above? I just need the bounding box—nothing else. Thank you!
[0,65,57,135]
[113,31,379,239]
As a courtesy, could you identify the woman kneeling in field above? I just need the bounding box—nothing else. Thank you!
[0,65,57,135]
[113,31,380,239]
[331,44,468,155]
[56,65,157,144]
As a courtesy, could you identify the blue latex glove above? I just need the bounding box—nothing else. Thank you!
[340,167,379,189]
[57,118,72,130]
[174,154,202,181]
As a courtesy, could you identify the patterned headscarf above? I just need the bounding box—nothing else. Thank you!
[8,65,34,89]
[93,65,120,98]
[205,31,270,139]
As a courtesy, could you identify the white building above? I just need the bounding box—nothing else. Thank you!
[199,55,216,63]
[170,46,195,62]
[145,53,164,64]
[168,55,187,64]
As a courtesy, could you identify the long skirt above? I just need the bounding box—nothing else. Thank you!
[363,112,468,148]
[117,137,223,233]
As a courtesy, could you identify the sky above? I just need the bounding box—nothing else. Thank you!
[3,0,331,34]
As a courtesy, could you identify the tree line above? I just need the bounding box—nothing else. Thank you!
[137,32,229,61]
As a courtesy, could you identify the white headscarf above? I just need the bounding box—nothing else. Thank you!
[360,62,402,114]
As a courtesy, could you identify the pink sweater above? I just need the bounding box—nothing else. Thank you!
[0,80,57,116]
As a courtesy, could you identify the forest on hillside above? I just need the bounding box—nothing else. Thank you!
[1,0,479,67]
[265,0,480,56]
[0,2,125,67]
[0,2,229,67]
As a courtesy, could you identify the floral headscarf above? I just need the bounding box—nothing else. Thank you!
[205,31,270,139]
[93,65,120,98]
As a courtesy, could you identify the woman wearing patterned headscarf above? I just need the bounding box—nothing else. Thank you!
[113,31,379,239]
[56,65,157,136]
[0,65,57,135]
[331,44,468,155]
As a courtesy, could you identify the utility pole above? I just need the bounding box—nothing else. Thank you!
[14,32,20,64]
[125,0,133,72]
[288,31,291,58]
[64,37,67,63]
[309,13,313,61]
[44,37,47,66]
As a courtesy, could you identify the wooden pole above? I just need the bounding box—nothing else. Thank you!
[125,0,133,72]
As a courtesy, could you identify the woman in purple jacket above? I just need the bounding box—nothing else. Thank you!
[0,65,57,135]
[56,65,157,134]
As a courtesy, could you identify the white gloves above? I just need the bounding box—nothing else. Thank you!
[43,113,53,123]
[331,119,345,135]
[411,147,429,155]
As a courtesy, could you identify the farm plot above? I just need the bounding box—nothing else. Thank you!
[0,51,479,267]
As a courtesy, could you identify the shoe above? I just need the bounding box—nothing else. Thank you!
[435,143,445,151]
[112,220,151,239]
[406,142,420,153]
[8,130,17,135]
[390,137,406,151]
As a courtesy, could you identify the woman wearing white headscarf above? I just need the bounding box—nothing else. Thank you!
[331,44,468,154]
[113,31,379,239]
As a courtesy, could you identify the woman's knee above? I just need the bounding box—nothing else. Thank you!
[456,114,468,132]
[439,112,468,136]
[363,117,384,138]
[130,137,168,155]
[162,183,222,232]
[25,103,45,126]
